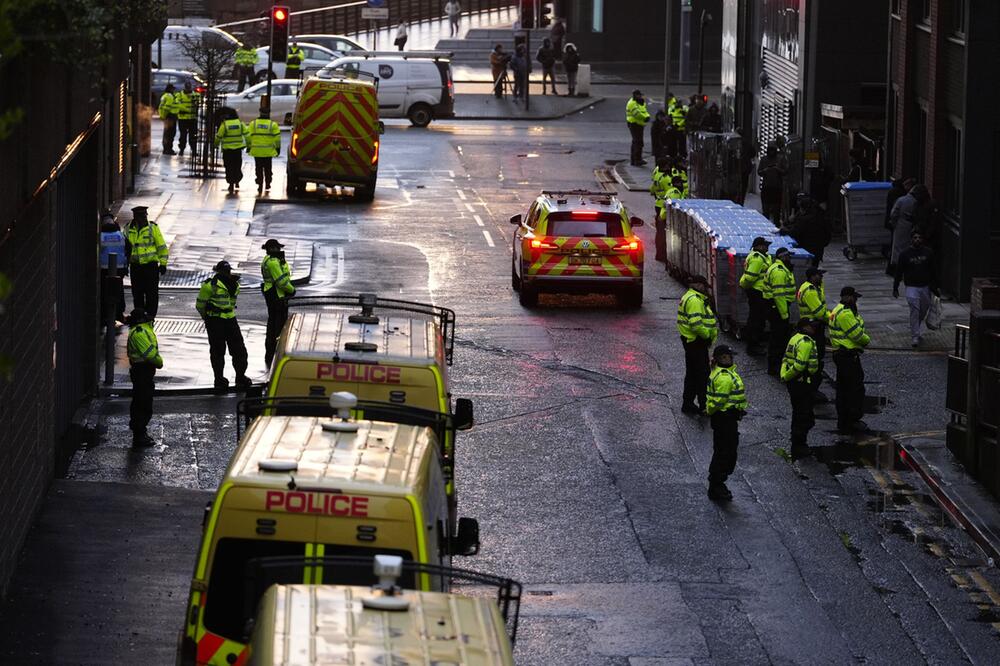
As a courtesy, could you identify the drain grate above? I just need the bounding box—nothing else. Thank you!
[153,318,206,335]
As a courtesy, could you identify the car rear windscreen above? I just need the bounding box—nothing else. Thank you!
[547,212,624,237]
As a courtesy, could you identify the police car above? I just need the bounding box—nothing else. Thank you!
[509,190,645,308]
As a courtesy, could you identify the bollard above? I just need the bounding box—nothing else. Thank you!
[104,253,119,385]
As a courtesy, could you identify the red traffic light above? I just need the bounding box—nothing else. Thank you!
[272,6,288,22]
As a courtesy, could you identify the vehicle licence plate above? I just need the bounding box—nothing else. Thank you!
[569,257,602,265]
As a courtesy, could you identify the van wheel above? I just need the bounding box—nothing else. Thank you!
[620,284,643,309]
[287,173,304,196]
[355,179,376,202]
[511,255,521,291]
[518,285,538,308]
[408,103,433,128]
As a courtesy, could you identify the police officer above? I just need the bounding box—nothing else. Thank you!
[763,247,795,376]
[626,89,650,166]
[247,109,281,194]
[738,236,772,356]
[235,43,259,92]
[125,205,169,319]
[196,261,251,389]
[215,109,249,194]
[261,239,295,368]
[780,318,820,457]
[99,210,127,326]
[127,307,163,447]
[829,286,871,434]
[677,274,718,415]
[158,83,178,155]
[286,40,304,80]
[175,81,200,156]
[650,157,669,261]
[796,267,829,376]
[705,344,747,501]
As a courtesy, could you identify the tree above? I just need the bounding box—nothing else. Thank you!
[176,33,237,178]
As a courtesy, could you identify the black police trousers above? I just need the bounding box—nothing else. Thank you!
[743,288,767,350]
[682,337,710,409]
[222,148,244,185]
[130,262,161,319]
[628,122,644,165]
[709,411,740,483]
[654,209,666,262]
[254,157,273,188]
[766,306,790,374]
[833,349,865,429]
[205,317,249,380]
[129,363,156,433]
[263,288,289,368]
[178,119,197,153]
[787,378,816,449]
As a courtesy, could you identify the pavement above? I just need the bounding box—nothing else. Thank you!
[454,92,604,120]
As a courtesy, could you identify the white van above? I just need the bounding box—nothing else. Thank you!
[153,26,242,72]
[318,51,455,127]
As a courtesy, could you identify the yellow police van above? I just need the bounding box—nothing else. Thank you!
[177,394,480,666]
[245,556,519,665]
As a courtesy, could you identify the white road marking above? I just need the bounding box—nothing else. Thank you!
[482,230,495,247]
[448,170,455,178]
[456,189,467,200]
[333,246,346,287]
[465,203,475,212]
[473,215,485,227]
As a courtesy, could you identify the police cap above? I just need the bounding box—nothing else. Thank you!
[687,274,709,287]
[261,239,284,250]
[805,267,825,279]
[774,247,791,258]
[214,260,233,273]
[131,205,149,215]
[841,286,862,298]
[751,236,771,248]
[713,345,737,359]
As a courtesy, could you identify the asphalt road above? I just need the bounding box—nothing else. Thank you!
[5,97,1000,664]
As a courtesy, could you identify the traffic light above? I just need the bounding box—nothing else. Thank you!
[271,5,289,63]
[540,2,554,27]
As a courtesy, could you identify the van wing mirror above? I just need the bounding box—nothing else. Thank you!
[629,215,645,228]
[378,121,385,135]
[509,213,523,225]
[451,517,480,556]
[453,398,474,431]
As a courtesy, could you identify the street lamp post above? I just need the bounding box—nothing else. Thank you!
[663,0,673,102]
[697,10,713,96]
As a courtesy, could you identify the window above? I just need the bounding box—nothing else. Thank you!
[762,0,801,63]
[546,213,625,238]
[920,0,931,24]
[952,0,966,35]
[914,104,928,181]
[945,122,962,214]
[891,0,901,16]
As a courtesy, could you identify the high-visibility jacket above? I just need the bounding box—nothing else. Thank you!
[738,250,771,292]
[650,167,669,211]
[235,46,259,67]
[780,332,819,382]
[671,167,688,187]
[677,288,718,344]
[829,303,870,350]
[127,321,163,368]
[626,98,650,126]
[174,90,201,121]
[261,255,295,298]
[286,45,304,70]
[705,365,747,415]
[797,281,828,322]
[216,119,249,150]
[196,276,240,319]
[126,222,169,267]
[158,91,177,119]
[247,118,281,158]
[100,229,127,269]
[665,185,684,200]
[764,260,795,320]
[670,103,687,131]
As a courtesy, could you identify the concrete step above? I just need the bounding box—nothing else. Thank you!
[464,27,553,40]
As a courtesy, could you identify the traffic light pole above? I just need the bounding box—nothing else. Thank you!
[265,46,273,118]
[663,0,673,102]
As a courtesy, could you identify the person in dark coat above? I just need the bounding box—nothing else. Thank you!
[781,193,832,266]
[562,43,581,96]
[651,110,668,162]
[702,102,722,133]
[758,144,787,225]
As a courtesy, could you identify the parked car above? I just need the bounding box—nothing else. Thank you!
[254,42,339,82]
[292,34,365,56]
[151,69,206,107]
[223,79,302,125]
[318,52,455,127]
[153,25,241,72]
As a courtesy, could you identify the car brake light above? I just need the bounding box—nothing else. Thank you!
[572,210,599,219]
[195,86,206,94]
[291,132,299,157]
[372,140,379,164]
[614,238,641,251]
[530,238,558,249]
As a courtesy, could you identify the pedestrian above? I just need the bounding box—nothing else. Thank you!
[758,144,787,226]
[685,94,706,134]
[845,148,875,182]
[796,266,828,389]
[216,108,249,194]
[738,236,772,356]
[158,83,178,155]
[677,274,718,415]
[511,45,528,101]
[550,17,566,53]
[663,115,682,159]
[99,210,127,326]
[394,21,408,51]
[261,239,295,368]
[490,44,509,98]
[829,286,871,435]
[196,260,251,390]
[536,38,559,95]
[125,205,169,319]
[562,43,580,97]
[234,43,259,93]
[445,0,462,37]
[734,127,756,205]
[175,81,200,157]
[702,102,722,133]
[286,40,304,81]
[651,109,668,162]
[126,307,163,448]
[763,247,795,375]
[780,193,831,266]
[780,318,820,458]
[705,344,747,501]
[894,230,938,348]
[626,89,650,167]
[247,109,281,195]
[888,182,929,270]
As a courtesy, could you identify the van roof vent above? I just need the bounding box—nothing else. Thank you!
[259,459,298,473]
[344,342,377,352]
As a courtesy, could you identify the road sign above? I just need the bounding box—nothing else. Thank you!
[362,0,388,19]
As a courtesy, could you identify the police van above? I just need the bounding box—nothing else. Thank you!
[245,556,519,665]
[177,394,480,666]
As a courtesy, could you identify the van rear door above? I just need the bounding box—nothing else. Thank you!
[294,82,377,179]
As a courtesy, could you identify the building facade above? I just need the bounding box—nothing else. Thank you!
[887,0,1000,299]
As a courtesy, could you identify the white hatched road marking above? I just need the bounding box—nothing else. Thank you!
[473,215,484,227]
[482,230,495,247]
[334,246,345,287]
[465,203,475,212]
[456,189,467,200]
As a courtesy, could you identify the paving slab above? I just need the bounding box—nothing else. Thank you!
[613,161,654,192]
[454,92,604,120]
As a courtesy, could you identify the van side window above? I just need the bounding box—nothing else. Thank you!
[526,203,541,229]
